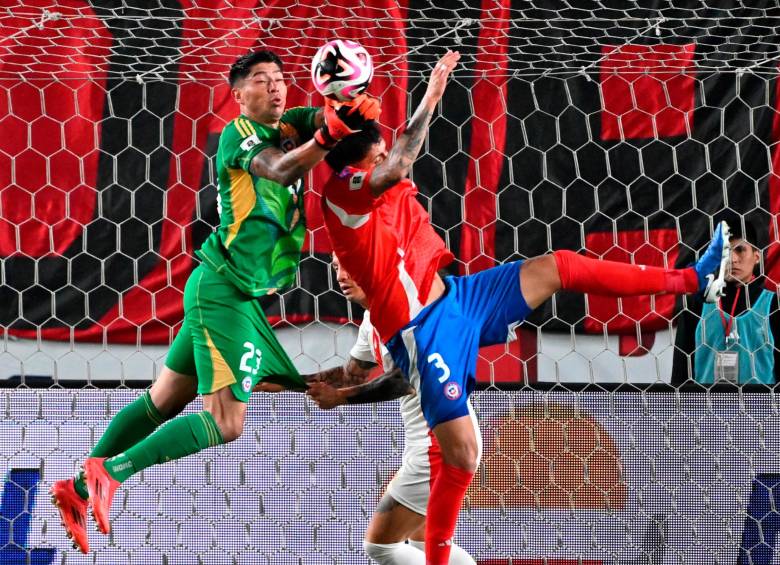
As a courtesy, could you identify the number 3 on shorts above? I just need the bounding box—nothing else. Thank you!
[240,341,262,375]
[427,352,451,383]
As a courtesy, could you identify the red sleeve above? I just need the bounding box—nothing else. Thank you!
[321,165,377,216]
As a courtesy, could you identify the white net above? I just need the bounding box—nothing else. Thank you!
[2,1,780,563]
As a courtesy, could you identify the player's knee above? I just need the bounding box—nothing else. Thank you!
[451,452,479,474]
[443,438,480,473]
[519,254,562,310]
[149,369,197,419]
[212,414,245,443]
[528,254,562,291]
[363,540,403,562]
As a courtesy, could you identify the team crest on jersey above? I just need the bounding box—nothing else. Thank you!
[241,376,253,393]
[444,381,462,400]
[349,171,366,191]
[240,134,260,151]
[241,133,260,151]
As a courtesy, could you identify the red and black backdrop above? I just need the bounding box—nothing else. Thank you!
[2,0,779,346]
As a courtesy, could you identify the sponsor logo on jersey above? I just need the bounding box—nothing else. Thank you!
[444,381,461,400]
[242,376,253,393]
[240,134,261,151]
[349,171,366,190]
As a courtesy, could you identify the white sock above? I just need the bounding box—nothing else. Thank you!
[409,539,476,565]
[363,540,425,564]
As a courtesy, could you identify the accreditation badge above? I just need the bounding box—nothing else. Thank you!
[715,351,739,383]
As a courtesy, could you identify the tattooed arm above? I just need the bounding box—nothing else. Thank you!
[303,357,377,388]
[368,50,460,197]
[307,367,414,409]
[253,355,376,394]
[249,139,329,188]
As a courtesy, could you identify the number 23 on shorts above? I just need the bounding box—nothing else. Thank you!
[240,341,262,375]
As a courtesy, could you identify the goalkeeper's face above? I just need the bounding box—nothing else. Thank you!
[233,62,287,125]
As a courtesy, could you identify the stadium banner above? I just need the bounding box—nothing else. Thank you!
[2,1,778,345]
[3,389,777,564]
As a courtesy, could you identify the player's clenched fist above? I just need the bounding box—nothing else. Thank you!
[314,94,382,150]
[306,381,346,409]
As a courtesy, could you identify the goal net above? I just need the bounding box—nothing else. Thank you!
[2,1,780,563]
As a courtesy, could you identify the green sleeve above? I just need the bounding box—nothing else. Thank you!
[280,106,319,141]
[219,120,276,172]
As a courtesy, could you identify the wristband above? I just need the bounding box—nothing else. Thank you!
[314,127,337,150]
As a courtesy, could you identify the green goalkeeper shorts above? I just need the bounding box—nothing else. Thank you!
[165,265,305,402]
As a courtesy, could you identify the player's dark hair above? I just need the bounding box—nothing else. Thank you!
[229,50,283,87]
[715,211,762,248]
[324,121,383,172]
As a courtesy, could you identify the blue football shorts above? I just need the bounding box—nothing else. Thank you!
[386,260,531,428]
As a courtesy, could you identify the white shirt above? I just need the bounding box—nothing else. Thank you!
[350,312,433,448]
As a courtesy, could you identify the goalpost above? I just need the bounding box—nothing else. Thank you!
[2,2,780,563]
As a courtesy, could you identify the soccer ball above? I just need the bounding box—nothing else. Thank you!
[311,39,374,102]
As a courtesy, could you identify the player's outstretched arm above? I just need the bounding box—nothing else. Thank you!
[307,367,413,409]
[252,356,376,394]
[369,50,460,196]
[305,357,377,387]
[249,140,329,188]
[250,97,379,187]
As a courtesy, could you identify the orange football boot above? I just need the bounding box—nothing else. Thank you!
[50,478,89,553]
[83,457,120,535]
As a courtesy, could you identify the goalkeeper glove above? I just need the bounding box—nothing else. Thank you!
[313,95,382,150]
[345,93,381,121]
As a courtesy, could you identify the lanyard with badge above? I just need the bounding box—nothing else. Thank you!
[715,286,741,383]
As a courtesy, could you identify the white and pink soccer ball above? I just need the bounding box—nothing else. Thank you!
[311,39,374,102]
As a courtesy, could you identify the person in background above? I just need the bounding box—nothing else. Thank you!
[673,220,780,385]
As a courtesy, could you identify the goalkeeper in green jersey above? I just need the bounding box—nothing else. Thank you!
[50,49,381,554]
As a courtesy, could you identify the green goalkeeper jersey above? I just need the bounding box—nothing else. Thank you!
[196,107,319,296]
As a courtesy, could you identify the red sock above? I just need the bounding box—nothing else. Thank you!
[425,463,475,565]
[553,249,698,297]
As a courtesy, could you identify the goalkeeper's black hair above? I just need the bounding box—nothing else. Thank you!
[324,121,383,173]
[229,50,283,86]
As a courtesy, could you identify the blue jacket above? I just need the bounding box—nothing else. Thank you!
[672,277,780,385]
[694,288,775,384]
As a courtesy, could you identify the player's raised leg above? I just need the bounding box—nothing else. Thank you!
[519,221,732,311]
[84,266,304,535]
[51,365,195,552]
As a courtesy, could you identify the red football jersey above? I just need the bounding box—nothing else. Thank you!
[322,166,454,343]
